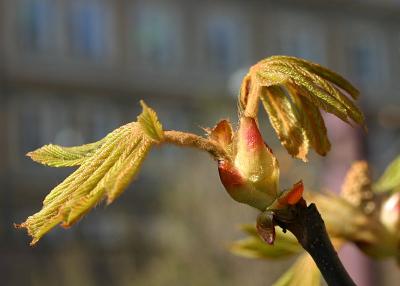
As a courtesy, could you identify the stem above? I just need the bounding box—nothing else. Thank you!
[164,130,228,160]
[243,83,260,118]
[274,200,356,286]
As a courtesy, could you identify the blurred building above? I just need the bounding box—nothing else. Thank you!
[0,0,399,285]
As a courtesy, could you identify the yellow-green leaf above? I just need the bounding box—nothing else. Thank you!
[138,100,164,142]
[291,92,330,156]
[242,55,365,159]
[27,139,105,167]
[260,61,350,123]
[106,138,153,204]
[230,224,301,259]
[18,122,155,245]
[273,254,320,286]
[18,102,166,244]
[268,55,359,99]
[257,57,364,126]
[296,65,364,125]
[373,155,400,193]
[261,86,309,161]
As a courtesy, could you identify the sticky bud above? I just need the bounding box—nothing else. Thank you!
[217,116,280,210]
[256,211,276,244]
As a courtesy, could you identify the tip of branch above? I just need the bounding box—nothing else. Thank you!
[256,211,276,245]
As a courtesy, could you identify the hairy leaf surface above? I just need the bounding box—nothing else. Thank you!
[242,55,365,160]
[261,86,309,161]
[27,139,106,167]
[19,103,163,245]
[291,92,331,157]
[138,100,164,142]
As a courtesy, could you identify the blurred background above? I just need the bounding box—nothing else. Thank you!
[0,0,399,285]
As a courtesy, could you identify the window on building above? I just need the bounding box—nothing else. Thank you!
[204,14,243,72]
[346,26,387,87]
[278,13,327,65]
[134,3,182,68]
[19,108,42,155]
[17,0,56,52]
[67,0,112,59]
[6,95,45,171]
[350,45,375,83]
[348,40,386,86]
[280,31,326,64]
[8,95,71,169]
[89,102,122,141]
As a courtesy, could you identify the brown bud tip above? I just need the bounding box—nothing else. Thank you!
[256,211,276,245]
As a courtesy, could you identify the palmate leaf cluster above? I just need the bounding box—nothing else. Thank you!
[18,55,365,245]
[18,101,163,245]
[241,56,364,161]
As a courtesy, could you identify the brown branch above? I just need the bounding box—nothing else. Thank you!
[273,199,356,286]
[164,130,228,160]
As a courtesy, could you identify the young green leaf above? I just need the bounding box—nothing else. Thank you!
[291,92,331,157]
[373,155,400,193]
[27,139,106,167]
[273,254,320,286]
[138,100,164,142]
[18,102,163,245]
[267,55,359,99]
[261,86,309,161]
[230,224,301,259]
[242,55,365,160]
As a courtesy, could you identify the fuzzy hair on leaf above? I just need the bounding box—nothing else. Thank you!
[17,55,366,246]
[27,138,106,167]
[240,55,365,161]
[17,102,163,245]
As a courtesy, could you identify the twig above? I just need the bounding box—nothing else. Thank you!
[274,199,356,286]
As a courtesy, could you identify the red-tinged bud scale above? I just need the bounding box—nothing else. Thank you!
[217,116,281,211]
[278,181,304,206]
[218,161,244,189]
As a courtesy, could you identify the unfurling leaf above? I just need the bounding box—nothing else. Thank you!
[373,155,400,193]
[261,86,308,161]
[18,102,163,245]
[291,93,330,157]
[269,56,359,99]
[27,139,105,167]
[138,100,164,142]
[241,55,364,160]
[230,224,301,259]
[272,254,320,286]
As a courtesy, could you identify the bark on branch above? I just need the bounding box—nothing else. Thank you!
[274,199,356,286]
